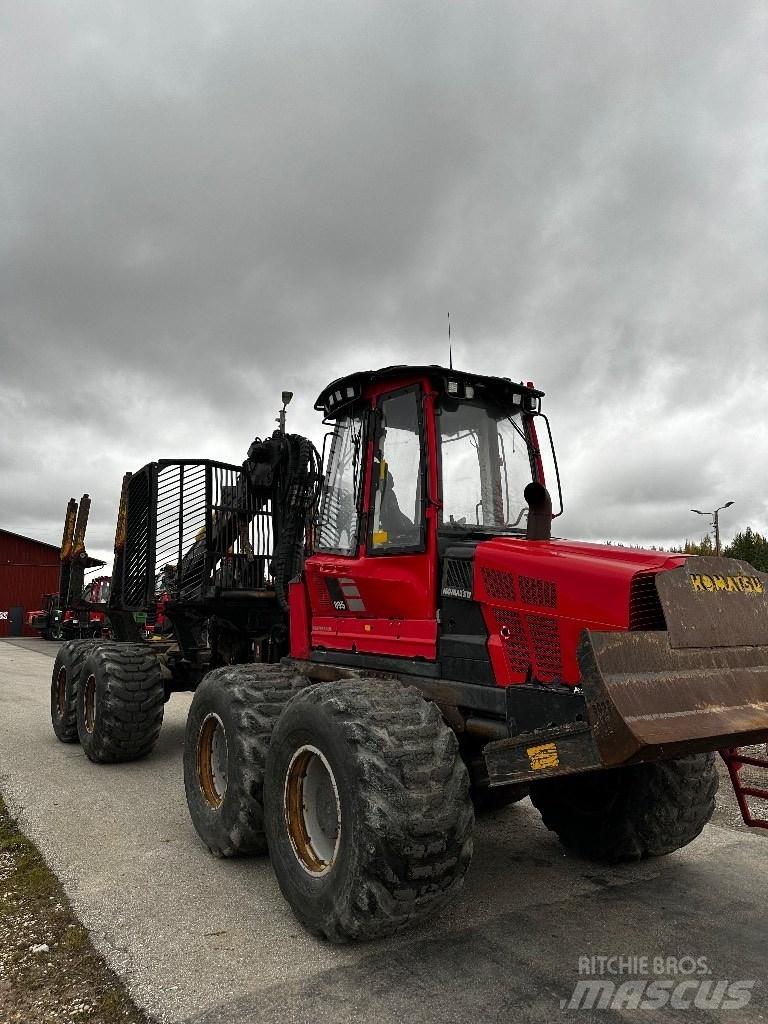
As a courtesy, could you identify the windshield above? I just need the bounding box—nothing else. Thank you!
[439,400,536,531]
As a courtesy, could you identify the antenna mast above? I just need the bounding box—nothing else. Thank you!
[448,312,452,369]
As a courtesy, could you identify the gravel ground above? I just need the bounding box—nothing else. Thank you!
[1,639,766,1024]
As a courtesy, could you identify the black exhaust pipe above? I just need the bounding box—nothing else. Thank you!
[524,482,552,541]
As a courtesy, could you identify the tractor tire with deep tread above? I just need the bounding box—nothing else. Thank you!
[76,644,165,763]
[50,639,104,743]
[183,664,309,858]
[530,752,718,862]
[264,678,474,942]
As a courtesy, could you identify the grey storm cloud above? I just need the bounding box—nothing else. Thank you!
[1,0,766,562]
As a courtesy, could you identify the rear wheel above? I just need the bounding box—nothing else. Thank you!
[183,664,308,857]
[50,640,103,743]
[530,753,718,862]
[264,679,474,942]
[76,644,165,762]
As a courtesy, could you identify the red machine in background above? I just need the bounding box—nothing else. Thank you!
[27,496,108,640]
[27,493,172,641]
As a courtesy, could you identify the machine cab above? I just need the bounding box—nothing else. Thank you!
[299,365,547,665]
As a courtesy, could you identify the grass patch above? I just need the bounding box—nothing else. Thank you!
[0,792,153,1024]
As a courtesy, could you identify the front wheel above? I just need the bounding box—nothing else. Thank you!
[264,679,474,942]
[183,664,307,858]
[529,753,718,862]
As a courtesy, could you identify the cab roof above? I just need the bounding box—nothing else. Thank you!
[314,364,544,417]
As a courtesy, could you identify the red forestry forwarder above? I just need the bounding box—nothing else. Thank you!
[50,365,768,941]
[28,495,109,641]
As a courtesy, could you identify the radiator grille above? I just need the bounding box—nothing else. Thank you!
[443,557,473,597]
[629,572,666,631]
[494,608,530,675]
[526,614,563,680]
[483,568,516,602]
[492,607,563,682]
[306,567,333,612]
[518,575,557,608]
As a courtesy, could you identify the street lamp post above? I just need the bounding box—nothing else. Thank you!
[690,501,734,557]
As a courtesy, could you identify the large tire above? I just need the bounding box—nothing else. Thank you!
[530,753,718,862]
[183,664,308,858]
[76,644,165,763]
[50,639,103,743]
[264,678,474,942]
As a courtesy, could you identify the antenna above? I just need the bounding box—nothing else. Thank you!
[448,312,452,369]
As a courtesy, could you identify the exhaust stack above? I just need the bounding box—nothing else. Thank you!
[524,482,552,541]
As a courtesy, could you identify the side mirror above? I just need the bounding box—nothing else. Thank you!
[532,412,564,519]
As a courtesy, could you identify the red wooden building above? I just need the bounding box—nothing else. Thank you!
[0,529,59,638]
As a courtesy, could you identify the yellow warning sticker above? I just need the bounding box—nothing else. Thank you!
[690,573,765,594]
[527,742,559,771]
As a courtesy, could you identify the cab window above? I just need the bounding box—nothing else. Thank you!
[369,388,424,552]
[316,411,365,555]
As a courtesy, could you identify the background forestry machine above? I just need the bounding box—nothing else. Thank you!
[28,494,109,640]
[50,365,768,942]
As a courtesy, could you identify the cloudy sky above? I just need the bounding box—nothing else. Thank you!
[1,0,766,565]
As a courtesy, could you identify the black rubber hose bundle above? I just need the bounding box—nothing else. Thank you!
[271,434,323,611]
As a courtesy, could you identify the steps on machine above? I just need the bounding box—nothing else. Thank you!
[720,746,768,829]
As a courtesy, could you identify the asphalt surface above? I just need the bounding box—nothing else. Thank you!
[0,638,766,1024]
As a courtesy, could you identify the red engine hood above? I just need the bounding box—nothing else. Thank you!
[475,537,687,632]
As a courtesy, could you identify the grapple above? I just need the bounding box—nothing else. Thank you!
[484,557,768,787]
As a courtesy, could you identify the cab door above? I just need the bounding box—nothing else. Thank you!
[305,384,438,662]
[304,405,368,647]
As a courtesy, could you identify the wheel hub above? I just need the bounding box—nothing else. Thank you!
[197,713,228,809]
[284,745,341,876]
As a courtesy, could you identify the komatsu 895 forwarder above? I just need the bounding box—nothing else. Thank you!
[51,365,768,941]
